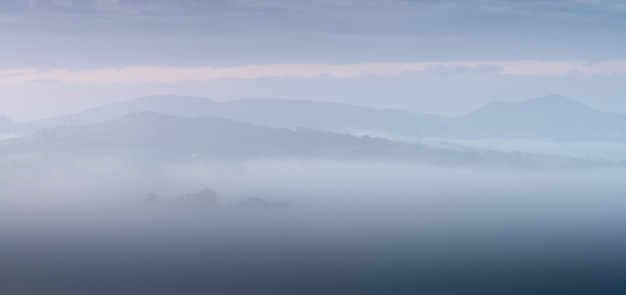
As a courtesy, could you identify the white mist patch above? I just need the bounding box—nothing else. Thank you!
[2,156,626,233]
[0,134,20,140]
[440,139,626,161]
[347,129,626,162]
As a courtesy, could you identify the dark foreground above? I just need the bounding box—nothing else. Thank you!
[1,201,626,295]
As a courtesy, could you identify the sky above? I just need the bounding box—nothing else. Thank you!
[1,0,626,121]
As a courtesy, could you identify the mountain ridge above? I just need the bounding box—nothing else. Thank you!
[449,95,626,140]
[0,111,614,169]
[3,94,625,142]
[463,95,603,117]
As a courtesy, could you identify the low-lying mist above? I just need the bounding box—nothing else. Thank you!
[2,156,626,294]
[348,129,626,161]
[0,133,19,140]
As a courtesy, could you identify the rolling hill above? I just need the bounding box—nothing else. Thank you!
[24,95,441,136]
[6,94,626,142]
[0,112,614,168]
[448,95,626,140]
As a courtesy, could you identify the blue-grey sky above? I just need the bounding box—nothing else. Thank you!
[1,0,626,121]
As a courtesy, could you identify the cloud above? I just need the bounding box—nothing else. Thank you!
[7,0,625,17]
[495,60,626,75]
[1,60,626,86]
[2,0,624,68]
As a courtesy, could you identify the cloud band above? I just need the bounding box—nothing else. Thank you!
[1,59,626,86]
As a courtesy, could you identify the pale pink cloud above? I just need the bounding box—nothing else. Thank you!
[495,60,626,75]
[1,60,625,86]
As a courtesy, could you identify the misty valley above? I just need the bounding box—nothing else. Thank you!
[1,95,626,294]
[4,0,626,293]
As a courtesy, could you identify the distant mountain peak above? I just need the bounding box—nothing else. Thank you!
[470,95,596,116]
[132,95,215,104]
[522,94,588,106]
[452,94,626,141]
[531,94,570,101]
[516,95,602,115]
[14,94,626,142]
